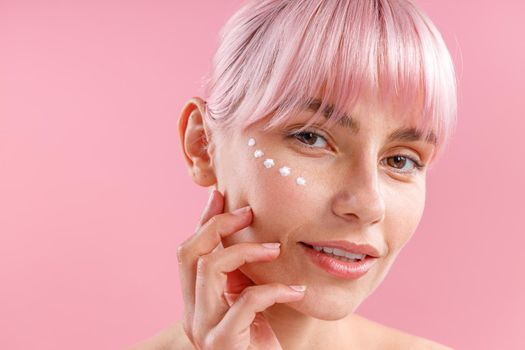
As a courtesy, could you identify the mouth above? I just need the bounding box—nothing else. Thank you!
[298,242,379,280]
[299,241,379,261]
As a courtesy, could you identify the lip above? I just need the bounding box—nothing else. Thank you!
[301,240,381,258]
[299,243,378,280]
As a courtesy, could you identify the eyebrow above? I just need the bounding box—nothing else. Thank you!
[304,98,437,145]
[305,99,358,132]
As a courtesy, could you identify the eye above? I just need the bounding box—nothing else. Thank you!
[382,154,425,174]
[290,130,329,149]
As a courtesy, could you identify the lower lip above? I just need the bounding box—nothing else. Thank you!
[300,243,378,280]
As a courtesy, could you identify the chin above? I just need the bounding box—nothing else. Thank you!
[240,264,370,320]
[283,289,361,321]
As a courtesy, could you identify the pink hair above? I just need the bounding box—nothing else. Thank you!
[201,0,457,162]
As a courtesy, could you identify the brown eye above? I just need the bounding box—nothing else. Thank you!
[384,155,423,173]
[298,132,317,145]
[388,155,408,168]
[293,131,328,149]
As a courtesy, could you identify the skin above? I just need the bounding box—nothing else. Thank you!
[129,95,453,349]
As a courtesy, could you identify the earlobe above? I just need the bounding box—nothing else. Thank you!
[178,97,217,187]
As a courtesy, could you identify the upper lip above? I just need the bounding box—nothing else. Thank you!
[301,240,381,258]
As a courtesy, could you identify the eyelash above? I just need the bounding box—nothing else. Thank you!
[287,129,425,174]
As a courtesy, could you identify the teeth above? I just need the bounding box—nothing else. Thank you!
[312,245,365,260]
[332,248,347,256]
[322,247,333,254]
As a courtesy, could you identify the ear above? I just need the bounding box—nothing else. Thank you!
[178,97,217,187]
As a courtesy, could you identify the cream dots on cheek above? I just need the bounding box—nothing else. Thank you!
[247,137,306,186]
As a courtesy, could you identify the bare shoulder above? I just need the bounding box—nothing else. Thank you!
[351,314,454,350]
[127,321,195,350]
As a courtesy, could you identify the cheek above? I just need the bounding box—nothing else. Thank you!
[368,184,426,289]
[384,182,426,255]
[222,136,322,245]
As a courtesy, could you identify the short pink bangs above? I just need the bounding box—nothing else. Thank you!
[201,0,458,161]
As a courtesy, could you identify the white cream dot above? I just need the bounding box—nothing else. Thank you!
[254,149,264,158]
[296,177,306,186]
[263,158,275,168]
[279,166,291,176]
[248,138,256,146]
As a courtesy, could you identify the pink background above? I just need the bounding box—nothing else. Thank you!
[1,1,523,349]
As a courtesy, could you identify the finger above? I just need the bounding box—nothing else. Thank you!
[176,189,225,340]
[193,242,281,334]
[214,284,306,342]
[196,189,224,230]
[178,190,222,341]
[178,189,223,265]
[182,198,252,260]
[176,195,253,338]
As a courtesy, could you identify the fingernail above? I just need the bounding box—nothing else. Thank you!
[289,285,307,292]
[232,205,251,216]
[261,242,281,249]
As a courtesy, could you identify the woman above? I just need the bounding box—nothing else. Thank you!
[133,0,457,348]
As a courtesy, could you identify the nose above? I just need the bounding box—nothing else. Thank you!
[331,159,386,226]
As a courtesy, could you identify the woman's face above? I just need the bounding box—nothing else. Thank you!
[209,98,436,320]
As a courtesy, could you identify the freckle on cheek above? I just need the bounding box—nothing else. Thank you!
[248,136,308,187]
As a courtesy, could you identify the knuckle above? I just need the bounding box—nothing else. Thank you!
[202,333,218,350]
[176,244,187,263]
[210,213,236,235]
[236,242,256,251]
[192,337,205,350]
[203,330,225,349]
[191,326,206,349]
[205,215,219,229]
[182,321,194,343]
[239,286,262,305]
[273,282,291,294]
[270,282,284,289]
[196,254,212,274]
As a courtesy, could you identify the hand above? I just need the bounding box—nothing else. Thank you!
[176,189,306,350]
